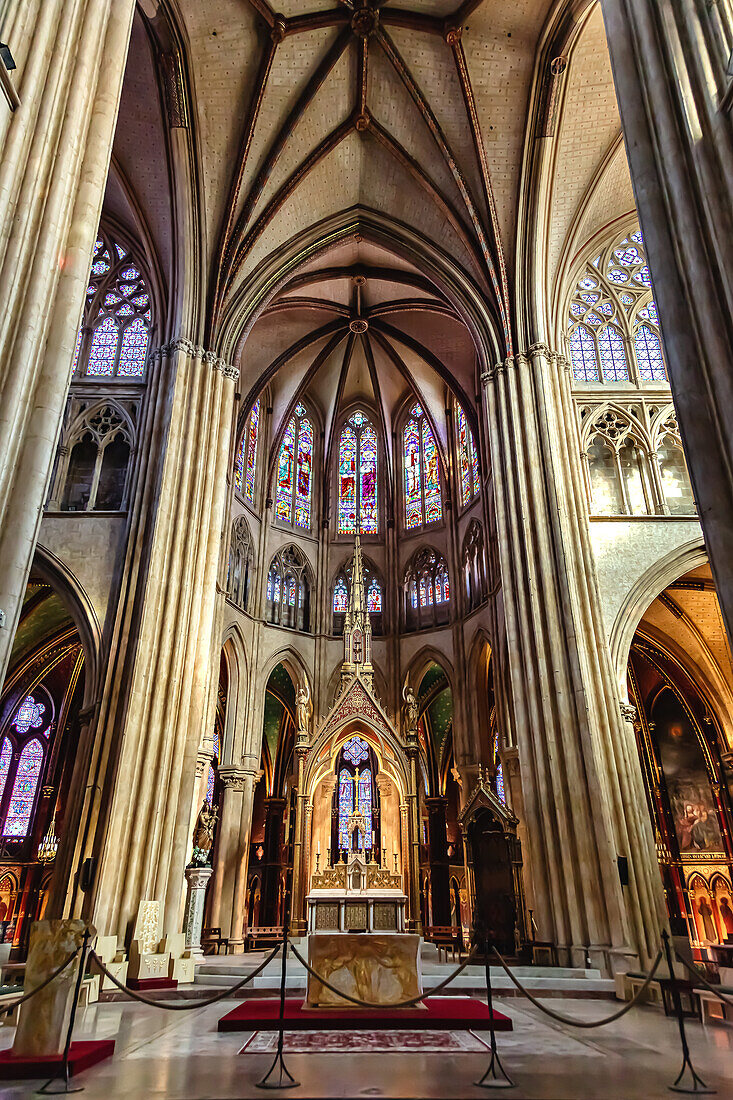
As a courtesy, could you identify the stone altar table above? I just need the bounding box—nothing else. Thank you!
[306,932,422,1008]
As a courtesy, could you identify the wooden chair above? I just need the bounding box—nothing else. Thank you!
[424,925,462,962]
[201,927,229,955]
[246,926,283,952]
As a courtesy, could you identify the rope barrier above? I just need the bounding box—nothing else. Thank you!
[88,943,281,1010]
[0,947,81,1013]
[288,940,480,1009]
[490,946,664,1028]
[673,950,733,1009]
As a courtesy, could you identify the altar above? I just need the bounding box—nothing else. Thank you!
[307,852,406,933]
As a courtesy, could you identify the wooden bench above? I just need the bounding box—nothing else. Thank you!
[424,926,462,963]
[246,926,283,952]
[201,928,230,956]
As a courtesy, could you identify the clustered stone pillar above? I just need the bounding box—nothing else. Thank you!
[90,340,237,942]
[482,344,665,971]
[0,0,136,682]
[208,766,260,951]
[602,0,733,647]
[425,796,451,927]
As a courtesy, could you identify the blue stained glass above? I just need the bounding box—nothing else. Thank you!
[343,736,369,765]
[404,419,422,529]
[338,426,358,534]
[12,696,45,735]
[245,399,260,503]
[495,762,506,804]
[634,266,651,287]
[599,324,629,381]
[338,768,352,849]
[117,317,148,376]
[87,317,118,375]
[3,739,44,837]
[206,763,215,805]
[273,572,281,604]
[457,404,478,506]
[333,578,348,613]
[358,768,372,849]
[338,415,378,534]
[569,324,599,381]
[360,426,378,534]
[635,324,667,381]
[367,578,381,613]
[234,434,246,492]
[0,740,10,807]
[276,419,295,522]
[295,418,313,529]
[287,577,296,606]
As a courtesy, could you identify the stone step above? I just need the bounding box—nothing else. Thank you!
[196,960,602,982]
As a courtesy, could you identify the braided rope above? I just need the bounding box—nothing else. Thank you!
[491,946,663,1028]
[0,948,81,1013]
[289,940,479,1009]
[88,943,280,1010]
[673,950,733,1009]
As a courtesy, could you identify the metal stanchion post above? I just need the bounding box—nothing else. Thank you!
[475,935,514,1089]
[257,895,299,1090]
[38,925,91,1096]
[662,931,714,1095]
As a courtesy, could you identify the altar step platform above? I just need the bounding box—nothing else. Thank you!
[187,941,615,1001]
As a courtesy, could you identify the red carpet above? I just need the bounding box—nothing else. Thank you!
[218,996,512,1032]
[127,977,178,990]
[0,1040,115,1079]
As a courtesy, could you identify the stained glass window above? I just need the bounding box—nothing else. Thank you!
[569,324,599,381]
[4,740,43,837]
[599,325,629,382]
[287,577,296,606]
[343,736,369,766]
[358,769,372,849]
[12,696,45,736]
[206,764,216,805]
[333,578,348,613]
[0,740,10,807]
[456,404,480,506]
[338,413,379,534]
[405,550,450,629]
[367,578,382,613]
[235,435,246,493]
[276,419,296,522]
[245,398,260,502]
[277,405,312,528]
[403,404,442,528]
[75,234,151,378]
[338,768,352,849]
[568,228,668,385]
[635,325,666,381]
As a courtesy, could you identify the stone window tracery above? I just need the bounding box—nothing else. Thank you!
[0,692,52,840]
[74,234,152,379]
[455,401,480,507]
[404,548,450,631]
[266,546,311,632]
[567,230,667,385]
[53,400,134,512]
[227,515,253,611]
[332,561,383,636]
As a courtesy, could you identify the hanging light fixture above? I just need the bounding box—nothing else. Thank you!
[37,820,59,864]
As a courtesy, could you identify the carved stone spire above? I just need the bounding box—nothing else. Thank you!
[341,532,373,691]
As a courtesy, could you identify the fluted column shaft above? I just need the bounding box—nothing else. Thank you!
[90,341,237,940]
[210,766,259,950]
[482,344,664,970]
[0,0,135,680]
[602,0,733,645]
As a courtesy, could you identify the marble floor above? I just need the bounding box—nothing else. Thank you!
[0,996,731,1099]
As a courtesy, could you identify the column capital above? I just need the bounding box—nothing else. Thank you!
[481,344,565,386]
[619,702,638,724]
[147,338,239,381]
[218,766,260,792]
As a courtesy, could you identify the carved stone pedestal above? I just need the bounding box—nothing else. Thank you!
[184,866,213,962]
[13,919,88,1057]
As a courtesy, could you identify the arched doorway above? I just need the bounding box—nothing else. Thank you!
[627,560,733,949]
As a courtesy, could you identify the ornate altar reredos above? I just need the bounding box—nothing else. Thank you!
[290,536,417,934]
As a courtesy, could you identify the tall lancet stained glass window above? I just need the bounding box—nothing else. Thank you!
[74,234,152,378]
[403,404,442,529]
[235,398,260,501]
[456,403,480,506]
[338,412,378,534]
[276,404,313,529]
[338,768,352,849]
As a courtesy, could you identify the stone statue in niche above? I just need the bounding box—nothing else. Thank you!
[296,686,310,737]
[190,800,218,867]
[403,684,418,739]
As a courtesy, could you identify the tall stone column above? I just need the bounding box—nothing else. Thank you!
[209,766,259,952]
[0,0,136,680]
[482,344,665,970]
[425,796,450,927]
[90,340,237,941]
[602,0,733,645]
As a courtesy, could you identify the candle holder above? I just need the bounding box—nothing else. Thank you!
[315,852,320,873]
[393,853,398,874]
[382,847,386,868]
